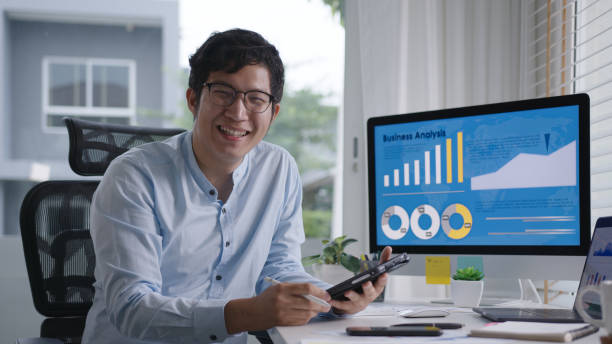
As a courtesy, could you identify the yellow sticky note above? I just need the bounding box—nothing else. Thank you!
[425,256,450,284]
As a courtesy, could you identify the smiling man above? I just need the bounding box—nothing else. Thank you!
[82,29,390,344]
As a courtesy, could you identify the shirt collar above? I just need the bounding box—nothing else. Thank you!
[183,131,250,193]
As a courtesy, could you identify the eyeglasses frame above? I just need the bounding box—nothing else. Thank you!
[202,82,276,113]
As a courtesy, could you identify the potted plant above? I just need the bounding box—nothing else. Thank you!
[451,266,485,307]
[302,235,361,285]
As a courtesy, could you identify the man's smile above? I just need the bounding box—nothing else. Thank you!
[218,125,249,137]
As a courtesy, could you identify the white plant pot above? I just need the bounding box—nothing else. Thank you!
[451,279,484,307]
[311,264,354,285]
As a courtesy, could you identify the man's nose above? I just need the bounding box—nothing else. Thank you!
[225,94,249,120]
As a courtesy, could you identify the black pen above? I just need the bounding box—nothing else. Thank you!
[391,323,464,329]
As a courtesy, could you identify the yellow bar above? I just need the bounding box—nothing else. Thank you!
[457,132,463,183]
[446,138,452,183]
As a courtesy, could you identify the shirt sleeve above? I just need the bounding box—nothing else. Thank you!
[91,158,234,343]
[256,157,331,293]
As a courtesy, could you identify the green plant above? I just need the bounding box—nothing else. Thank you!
[452,266,484,281]
[301,235,361,273]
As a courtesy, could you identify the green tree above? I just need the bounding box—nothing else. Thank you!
[318,0,345,27]
[302,209,333,238]
[266,88,337,173]
[267,88,338,239]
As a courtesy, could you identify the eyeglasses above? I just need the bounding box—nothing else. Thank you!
[203,82,275,113]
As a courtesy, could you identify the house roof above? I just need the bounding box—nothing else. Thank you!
[302,169,335,192]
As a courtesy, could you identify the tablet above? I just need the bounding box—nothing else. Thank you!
[326,253,410,300]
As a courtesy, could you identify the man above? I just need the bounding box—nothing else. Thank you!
[82,28,390,344]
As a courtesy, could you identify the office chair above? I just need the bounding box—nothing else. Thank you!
[19,118,185,343]
[64,118,185,176]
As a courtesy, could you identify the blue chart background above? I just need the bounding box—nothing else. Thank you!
[374,105,580,246]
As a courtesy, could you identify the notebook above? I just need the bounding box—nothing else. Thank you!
[469,321,599,342]
[473,216,612,323]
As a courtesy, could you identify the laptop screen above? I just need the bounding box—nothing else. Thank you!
[575,216,612,318]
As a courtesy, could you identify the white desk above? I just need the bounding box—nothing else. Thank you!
[268,300,604,344]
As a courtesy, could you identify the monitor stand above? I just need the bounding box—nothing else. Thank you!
[430,278,541,306]
[430,297,511,306]
[518,278,542,303]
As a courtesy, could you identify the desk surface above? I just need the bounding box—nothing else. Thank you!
[268,300,604,344]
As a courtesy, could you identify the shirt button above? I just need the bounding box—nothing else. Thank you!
[209,190,215,196]
[216,275,222,280]
[209,334,217,340]
[222,208,226,214]
[225,241,230,247]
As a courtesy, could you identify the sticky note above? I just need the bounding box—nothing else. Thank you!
[457,256,484,273]
[425,256,450,284]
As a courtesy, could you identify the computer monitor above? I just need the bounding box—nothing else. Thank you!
[366,94,591,280]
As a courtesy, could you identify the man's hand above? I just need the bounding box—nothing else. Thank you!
[224,282,331,333]
[329,246,392,315]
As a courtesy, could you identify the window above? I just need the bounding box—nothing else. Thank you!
[42,57,136,132]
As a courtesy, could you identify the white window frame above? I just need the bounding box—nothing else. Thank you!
[42,56,137,133]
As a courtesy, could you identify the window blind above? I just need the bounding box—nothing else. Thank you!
[524,0,612,229]
[575,0,612,227]
[522,0,612,304]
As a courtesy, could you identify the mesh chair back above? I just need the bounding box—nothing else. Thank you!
[20,181,99,317]
[64,117,186,176]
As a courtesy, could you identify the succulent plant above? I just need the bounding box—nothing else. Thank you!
[452,266,484,281]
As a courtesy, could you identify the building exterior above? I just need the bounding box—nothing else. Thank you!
[0,0,180,234]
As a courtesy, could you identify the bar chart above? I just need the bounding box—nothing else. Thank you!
[383,132,463,188]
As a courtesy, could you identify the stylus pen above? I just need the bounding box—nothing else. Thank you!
[391,323,464,329]
[264,277,331,307]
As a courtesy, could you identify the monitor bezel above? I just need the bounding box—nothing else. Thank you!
[367,94,591,255]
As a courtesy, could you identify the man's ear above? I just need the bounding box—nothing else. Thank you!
[270,103,280,124]
[186,88,198,118]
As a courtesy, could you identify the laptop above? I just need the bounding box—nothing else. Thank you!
[473,216,612,323]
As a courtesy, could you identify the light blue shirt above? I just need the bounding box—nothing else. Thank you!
[82,131,329,344]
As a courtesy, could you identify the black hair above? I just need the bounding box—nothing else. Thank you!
[188,28,285,110]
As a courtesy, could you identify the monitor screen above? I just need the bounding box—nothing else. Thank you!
[367,94,591,255]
